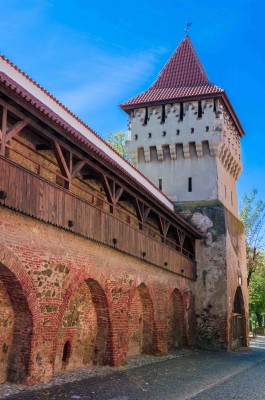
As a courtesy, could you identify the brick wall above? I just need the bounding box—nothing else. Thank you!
[0,206,195,384]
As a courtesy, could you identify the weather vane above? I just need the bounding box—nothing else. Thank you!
[185,22,193,36]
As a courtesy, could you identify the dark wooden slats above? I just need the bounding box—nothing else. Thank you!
[0,96,199,242]
[0,157,196,279]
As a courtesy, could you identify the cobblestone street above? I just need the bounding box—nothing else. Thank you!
[1,336,265,400]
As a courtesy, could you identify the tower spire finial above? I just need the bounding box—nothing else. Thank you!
[185,22,193,36]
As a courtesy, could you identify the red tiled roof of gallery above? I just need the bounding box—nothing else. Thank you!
[120,36,224,108]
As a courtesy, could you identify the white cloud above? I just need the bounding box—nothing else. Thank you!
[56,49,162,113]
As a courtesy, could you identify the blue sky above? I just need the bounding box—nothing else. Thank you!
[1,0,264,203]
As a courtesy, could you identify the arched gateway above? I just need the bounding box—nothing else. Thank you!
[127,283,156,357]
[55,278,113,372]
[0,263,33,383]
[232,286,247,349]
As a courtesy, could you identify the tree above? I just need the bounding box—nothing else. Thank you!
[105,131,129,161]
[248,257,265,327]
[239,188,265,286]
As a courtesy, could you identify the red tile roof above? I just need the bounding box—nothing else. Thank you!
[120,36,224,109]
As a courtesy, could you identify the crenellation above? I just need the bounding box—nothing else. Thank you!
[144,147,151,163]
[183,143,190,159]
[169,144,177,160]
[195,142,203,158]
[156,145,163,161]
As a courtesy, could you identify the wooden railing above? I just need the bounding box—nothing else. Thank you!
[0,157,196,279]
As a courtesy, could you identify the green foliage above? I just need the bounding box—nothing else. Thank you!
[249,257,265,326]
[239,188,265,250]
[249,259,265,311]
[105,131,129,161]
[239,188,265,285]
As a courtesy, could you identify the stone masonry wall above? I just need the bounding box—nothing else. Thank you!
[175,200,248,350]
[0,206,196,384]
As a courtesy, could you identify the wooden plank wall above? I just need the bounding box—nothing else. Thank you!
[0,157,196,279]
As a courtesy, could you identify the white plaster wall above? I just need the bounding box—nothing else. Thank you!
[126,98,242,215]
[137,156,218,202]
[217,160,238,216]
[127,99,219,149]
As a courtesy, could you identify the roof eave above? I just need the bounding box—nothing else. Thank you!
[120,92,224,114]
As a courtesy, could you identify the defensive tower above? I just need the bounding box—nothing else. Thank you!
[121,36,248,350]
[121,36,244,216]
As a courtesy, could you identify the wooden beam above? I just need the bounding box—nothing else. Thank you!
[100,173,113,205]
[5,120,27,142]
[51,140,71,183]
[158,216,171,239]
[114,186,124,203]
[99,174,124,213]
[132,198,151,230]
[176,228,185,248]
[0,106,7,156]
[72,159,86,179]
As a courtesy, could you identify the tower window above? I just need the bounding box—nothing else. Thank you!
[148,132,152,138]
[161,104,166,124]
[198,100,203,118]
[213,99,217,112]
[206,126,209,132]
[162,131,166,136]
[188,177,192,192]
[176,129,180,135]
[159,179,162,190]
[191,128,194,134]
[143,107,149,125]
[179,102,184,121]
[135,134,138,140]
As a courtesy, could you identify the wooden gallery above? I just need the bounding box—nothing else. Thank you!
[0,36,248,384]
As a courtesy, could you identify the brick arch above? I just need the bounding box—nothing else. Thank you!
[86,278,113,365]
[0,244,38,383]
[233,286,245,314]
[54,272,113,372]
[168,288,185,350]
[127,282,156,356]
[232,286,247,347]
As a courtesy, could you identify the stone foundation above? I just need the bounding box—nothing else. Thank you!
[175,200,249,350]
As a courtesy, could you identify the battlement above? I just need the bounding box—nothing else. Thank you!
[126,98,242,182]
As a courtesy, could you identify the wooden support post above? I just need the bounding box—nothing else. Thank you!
[72,159,86,179]
[6,120,28,142]
[100,173,124,213]
[158,216,171,243]
[132,198,151,230]
[176,228,185,253]
[0,109,27,156]
[51,141,71,189]
[0,106,7,156]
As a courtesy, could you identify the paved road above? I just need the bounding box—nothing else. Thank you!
[4,337,265,400]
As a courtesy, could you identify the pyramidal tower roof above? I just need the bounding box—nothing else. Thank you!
[120,36,224,109]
